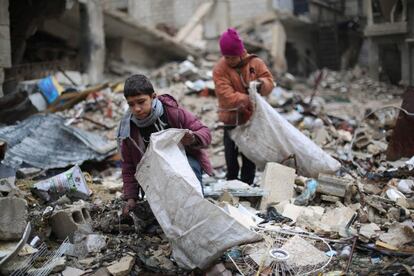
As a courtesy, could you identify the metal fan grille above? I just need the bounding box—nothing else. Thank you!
[229,227,332,276]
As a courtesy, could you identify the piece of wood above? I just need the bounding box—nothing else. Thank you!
[259,162,296,210]
[46,83,109,113]
[175,1,213,43]
[375,240,398,251]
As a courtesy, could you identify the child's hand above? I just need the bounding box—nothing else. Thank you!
[181,130,196,146]
[123,198,137,215]
[256,79,264,94]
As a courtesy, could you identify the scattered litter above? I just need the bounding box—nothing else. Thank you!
[32,165,92,202]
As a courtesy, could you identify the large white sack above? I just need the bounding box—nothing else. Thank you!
[135,129,261,269]
[230,82,341,177]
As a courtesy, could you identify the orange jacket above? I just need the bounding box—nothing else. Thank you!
[213,54,274,125]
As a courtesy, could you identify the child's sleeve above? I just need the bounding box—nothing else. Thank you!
[256,59,275,96]
[121,140,140,200]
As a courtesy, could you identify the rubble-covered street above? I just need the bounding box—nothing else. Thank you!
[1,0,414,275]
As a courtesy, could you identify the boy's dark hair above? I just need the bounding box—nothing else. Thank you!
[124,74,154,97]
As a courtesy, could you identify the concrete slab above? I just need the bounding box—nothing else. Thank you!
[260,162,296,210]
[0,197,28,241]
[281,235,329,268]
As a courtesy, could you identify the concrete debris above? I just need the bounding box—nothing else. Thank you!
[106,255,135,276]
[0,7,412,274]
[0,165,16,194]
[49,200,92,240]
[205,262,232,276]
[91,267,111,276]
[281,235,329,268]
[85,234,107,253]
[49,256,67,273]
[379,222,414,248]
[317,174,353,198]
[62,266,86,276]
[0,197,28,241]
[397,179,414,194]
[319,206,356,236]
[260,162,296,209]
[359,223,381,242]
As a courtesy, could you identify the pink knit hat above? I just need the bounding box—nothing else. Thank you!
[219,28,245,56]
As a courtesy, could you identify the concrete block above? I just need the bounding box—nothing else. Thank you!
[0,197,28,241]
[317,173,353,197]
[260,162,296,210]
[49,201,91,240]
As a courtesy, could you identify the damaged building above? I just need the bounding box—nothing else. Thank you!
[0,0,414,275]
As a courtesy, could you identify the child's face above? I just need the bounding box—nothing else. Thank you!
[126,93,155,119]
[224,55,242,67]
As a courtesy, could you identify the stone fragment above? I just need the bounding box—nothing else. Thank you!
[319,206,355,236]
[62,266,85,276]
[205,262,232,276]
[85,234,106,253]
[359,223,381,242]
[0,197,28,241]
[317,174,353,198]
[91,267,111,276]
[107,255,135,276]
[379,222,414,248]
[321,195,340,202]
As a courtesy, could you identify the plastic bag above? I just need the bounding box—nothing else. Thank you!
[230,82,341,177]
[135,129,260,269]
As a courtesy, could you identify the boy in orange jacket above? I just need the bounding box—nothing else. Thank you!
[213,28,274,184]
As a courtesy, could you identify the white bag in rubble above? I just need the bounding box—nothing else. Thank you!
[135,129,261,269]
[230,82,341,177]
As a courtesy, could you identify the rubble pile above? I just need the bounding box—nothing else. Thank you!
[0,55,413,275]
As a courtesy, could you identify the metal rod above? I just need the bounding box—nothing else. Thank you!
[345,236,358,273]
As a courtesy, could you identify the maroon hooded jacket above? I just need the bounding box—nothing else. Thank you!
[118,94,213,200]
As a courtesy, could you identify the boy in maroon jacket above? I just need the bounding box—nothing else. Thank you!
[118,74,212,213]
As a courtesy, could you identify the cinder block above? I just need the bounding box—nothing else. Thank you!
[50,201,91,240]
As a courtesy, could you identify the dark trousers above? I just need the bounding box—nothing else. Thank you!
[223,129,256,184]
[187,154,204,195]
